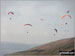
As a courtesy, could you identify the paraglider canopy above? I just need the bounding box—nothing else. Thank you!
[8,12,14,15]
[67,10,70,13]
[24,24,32,26]
[65,22,68,25]
[40,19,44,21]
[61,14,72,19]
[61,14,67,19]
[54,29,58,33]
[68,15,72,19]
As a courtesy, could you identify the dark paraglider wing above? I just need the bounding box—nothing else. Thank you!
[67,10,70,13]
[54,29,58,33]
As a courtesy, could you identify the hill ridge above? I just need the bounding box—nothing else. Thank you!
[8,37,75,56]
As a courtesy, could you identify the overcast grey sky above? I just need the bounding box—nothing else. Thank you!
[1,0,75,44]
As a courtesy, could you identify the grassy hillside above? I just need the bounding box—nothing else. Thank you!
[8,37,75,56]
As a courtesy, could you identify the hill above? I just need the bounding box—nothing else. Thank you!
[8,37,75,56]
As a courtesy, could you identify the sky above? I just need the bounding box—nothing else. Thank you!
[1,0,75,44]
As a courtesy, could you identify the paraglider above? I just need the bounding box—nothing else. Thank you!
[8,12,14,15]
[61,10,72,19]
[67,10,72,18]
[61,10,72,26]
[65,22,68,25]
[40,19,44,21]
[68,15,72,19]
[9,18,12,20]
[61,14,72,19]
[24,24,32,26]
[26,32,28,34]
[61,14,67,19]
[8,12,14,20]
[53,29,58,36]
[23,24,32,36]
[67,10,70,13]
[54,29,58,33]
[24,24,32,36]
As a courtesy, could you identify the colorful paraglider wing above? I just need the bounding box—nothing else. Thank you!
[24,24,32,26]
[64,14,67,16]
[8,12,14,15]
[61,16,64,19]
[54,29,58,33]
[61,14,67,19]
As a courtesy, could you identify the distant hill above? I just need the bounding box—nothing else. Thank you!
[8,37,75,56]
